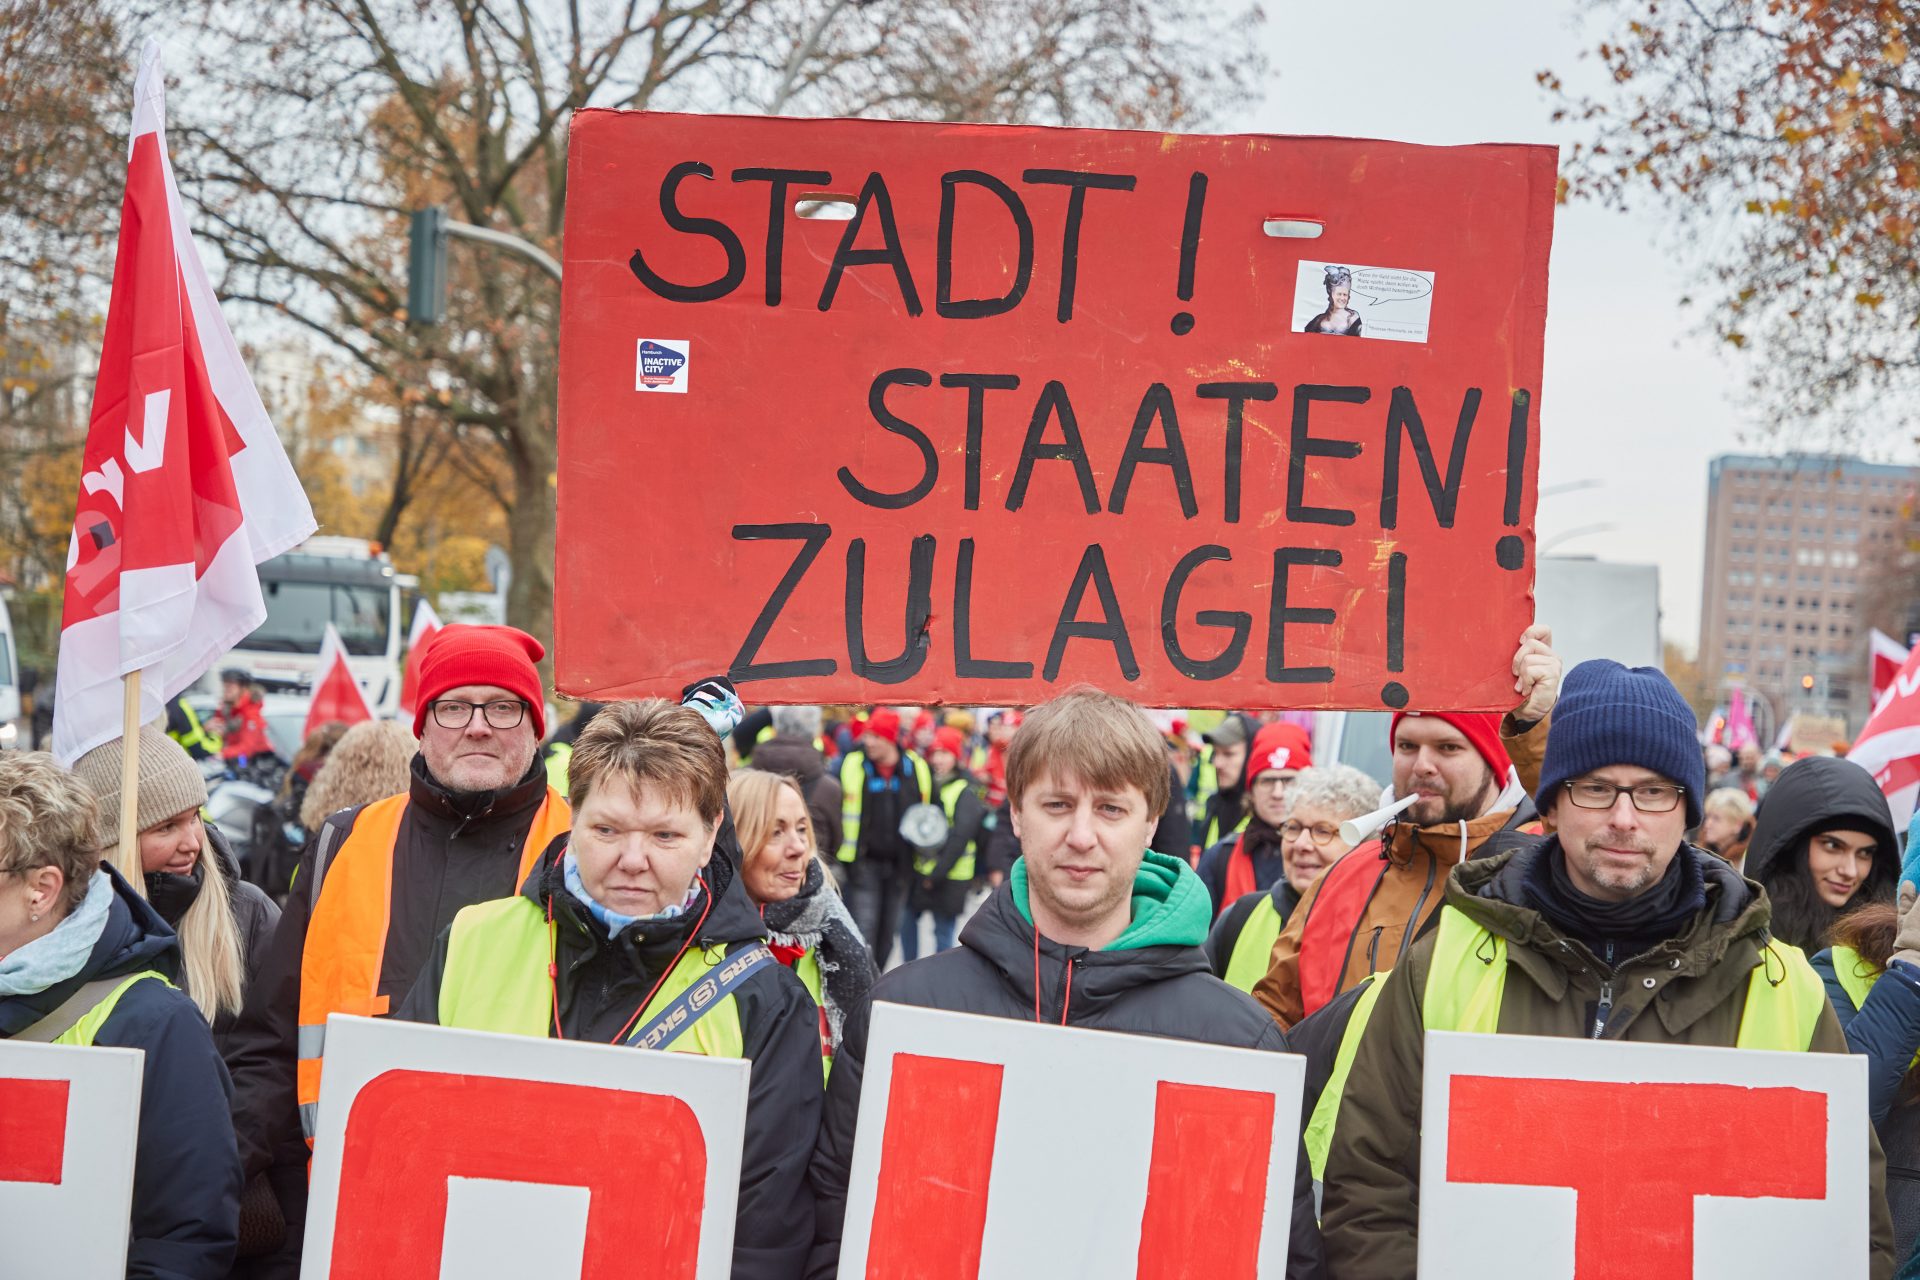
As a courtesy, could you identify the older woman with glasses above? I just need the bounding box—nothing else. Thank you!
[1206,763,1383,992]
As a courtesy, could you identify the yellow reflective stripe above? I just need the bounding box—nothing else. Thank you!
[1421,906,1824,1051]
[838,753,864,861]
[1830,944,1879,1013]
[1421,907,1506,1034]
[1736,940,1826,1051]
[55,971,173,1047]
[1304,974,1386,1182]
[438,894,745,1058]
[1223,897,1286,993]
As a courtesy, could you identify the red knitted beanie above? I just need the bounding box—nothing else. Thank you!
[411,625,547,737]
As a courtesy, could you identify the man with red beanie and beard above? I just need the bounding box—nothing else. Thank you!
[224,625,571,1275]
[1196,721,1313,915]
[1252,626,1563,1029]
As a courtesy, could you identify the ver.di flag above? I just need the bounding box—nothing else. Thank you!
[52,39,314,765]
[397,598,443,717]
[1850,643,1920,833]
[305,623,374,739]
[1871,628,1910,709]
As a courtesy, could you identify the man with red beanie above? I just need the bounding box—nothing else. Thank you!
[1252,624,1563,1029]
[1195,722,1312,915]
[225,625,572,1263]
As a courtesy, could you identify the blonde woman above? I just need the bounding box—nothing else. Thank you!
[75,724,278,1049]
[728,768,876,1073]
[299,719,417,833]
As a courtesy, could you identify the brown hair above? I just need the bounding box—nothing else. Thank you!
[1005,687,1170,816]
[570,699,726,824]
[0,753,105,915]
[1830,900,1899,969]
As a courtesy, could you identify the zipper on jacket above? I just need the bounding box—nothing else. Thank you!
[1365,926,1383,972]
[1395,842,1440,969]
[1591,981,1613,1039]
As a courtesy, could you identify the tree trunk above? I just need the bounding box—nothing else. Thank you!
[503,416,557,687]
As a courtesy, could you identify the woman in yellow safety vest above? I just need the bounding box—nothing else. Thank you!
[396,700,823,1280]
[728,768,876,1078]
[0,753,241,1277]
[1205,763,1383,992]
[900,726,985,960]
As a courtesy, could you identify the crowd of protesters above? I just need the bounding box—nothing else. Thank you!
[3,621,1916,1276]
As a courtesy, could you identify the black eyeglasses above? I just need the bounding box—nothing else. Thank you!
[430,699,529,731]
[1563,778,1685,814]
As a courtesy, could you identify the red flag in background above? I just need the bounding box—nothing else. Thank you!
[305,623,374,739]
[52,39,314,764]
[1851,644,1920,834]
[1871,629,1911,709]
[397,598,443,717]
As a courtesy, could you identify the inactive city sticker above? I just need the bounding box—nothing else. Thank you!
[636,339,691,392]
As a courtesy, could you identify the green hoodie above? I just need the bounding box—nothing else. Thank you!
[1009,849,1211,951]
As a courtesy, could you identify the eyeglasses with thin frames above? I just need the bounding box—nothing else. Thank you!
[1563,778,1685,814]
[429,699,529,731]
[1281,821,1342,846]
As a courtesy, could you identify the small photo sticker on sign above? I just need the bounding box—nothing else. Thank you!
[1292,261,1435,344]
[636,338,691,393]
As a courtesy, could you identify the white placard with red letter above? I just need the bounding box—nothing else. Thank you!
[0,1040,144,1278]
[1418,1030,1868,1279]
[839,1003,1304,1279]
[302,1014,749,1280]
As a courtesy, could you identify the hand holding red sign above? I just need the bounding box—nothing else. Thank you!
[556,113,1555,710]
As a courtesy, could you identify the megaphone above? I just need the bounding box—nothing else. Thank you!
[1338,793,1419,846]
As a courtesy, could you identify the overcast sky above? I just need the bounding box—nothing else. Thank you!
[1243,0,1770,652]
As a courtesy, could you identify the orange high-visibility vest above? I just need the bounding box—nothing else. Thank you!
[295,787,570,1142]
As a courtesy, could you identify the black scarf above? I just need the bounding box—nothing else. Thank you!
[1525,839,1706,969]
[145,860,206,927]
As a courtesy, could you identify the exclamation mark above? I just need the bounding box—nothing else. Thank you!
[1171,173,1207,335]
[1381,551,1408,708]
[1496,389,1531,570]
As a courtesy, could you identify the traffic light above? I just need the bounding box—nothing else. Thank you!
[407,207,448,327]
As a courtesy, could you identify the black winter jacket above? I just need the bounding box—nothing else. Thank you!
[806,882,1327,1280]
[399,835,822,1280]
[1196,826,1288,918]
[225,752,555,1182]
[0,865,242,1279]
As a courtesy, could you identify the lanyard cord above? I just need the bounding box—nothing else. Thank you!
[1031,925,1074,1026]
[546,873,715,1044]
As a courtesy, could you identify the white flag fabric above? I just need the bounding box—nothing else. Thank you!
[52,39,314,764]
[1850,645,1920,835]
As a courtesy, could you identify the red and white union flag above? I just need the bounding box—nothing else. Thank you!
[305,623,374,739]
[53,40,315,765]
[1851,643,1920,833]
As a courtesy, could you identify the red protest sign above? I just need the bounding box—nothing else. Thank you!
[556,112,1555,709]
[1420,1031,1867,1278]
[841,1005,1302,1276]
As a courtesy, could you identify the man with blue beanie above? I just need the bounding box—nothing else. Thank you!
[1321,660,1894,1277]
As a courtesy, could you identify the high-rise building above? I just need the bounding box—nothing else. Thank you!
[1699,453,1918,737]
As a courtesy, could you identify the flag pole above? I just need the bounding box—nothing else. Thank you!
[117,669,146,897]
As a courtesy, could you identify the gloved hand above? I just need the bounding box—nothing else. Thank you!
[1895,881,1920,969]
[680,676,744,739]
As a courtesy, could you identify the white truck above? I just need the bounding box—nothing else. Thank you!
[218,535,414,716]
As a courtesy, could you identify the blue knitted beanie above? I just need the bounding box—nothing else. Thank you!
[1535,659,1707,827]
